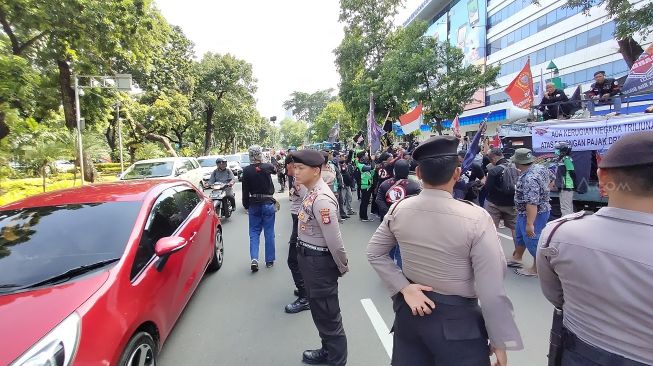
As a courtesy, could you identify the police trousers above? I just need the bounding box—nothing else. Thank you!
[391,292,490,366]
[561,329,649,366]
[288,214,305,297]
[297,248,347,366]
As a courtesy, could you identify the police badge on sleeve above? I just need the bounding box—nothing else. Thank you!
[319,208,331,224]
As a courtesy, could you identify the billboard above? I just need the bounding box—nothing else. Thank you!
[448,0,487,66]
[426,13,448,44]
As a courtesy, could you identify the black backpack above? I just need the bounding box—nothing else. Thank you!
[496,163,519,195]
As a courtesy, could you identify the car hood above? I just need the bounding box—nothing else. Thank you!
[0,271,110,365]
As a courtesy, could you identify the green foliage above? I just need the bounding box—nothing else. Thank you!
[279,118,308,148]
[134,142,168,161]
[0,174,118,206]
[282,89,336,123]
[312,100,357,142]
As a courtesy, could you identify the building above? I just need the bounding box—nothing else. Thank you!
[404,0,653,134]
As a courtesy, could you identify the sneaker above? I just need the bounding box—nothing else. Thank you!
[266,261,274,268]
[348,211,356,215]
[251,259,259,272]
[285,298,310,314]
[360,218,373,222]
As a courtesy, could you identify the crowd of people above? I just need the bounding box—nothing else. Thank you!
[231,127,653,366]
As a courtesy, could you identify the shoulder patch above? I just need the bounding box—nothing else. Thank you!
[320,208,331,224]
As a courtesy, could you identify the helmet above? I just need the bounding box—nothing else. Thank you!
[215,157,227,164]
[554,142,572,156]
[249,145,263,163]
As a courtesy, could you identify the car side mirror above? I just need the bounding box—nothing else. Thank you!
[176,167,188,176]
[154,237,187,271]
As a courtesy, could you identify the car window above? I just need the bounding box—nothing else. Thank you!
[130,187,202,279]
[240,154,250,164]
[0,202,142,292]
[190,159,200,169]
[182,159,195,172]
[225,155,239,163]
[197,158,214,168]
[122,162,174,180]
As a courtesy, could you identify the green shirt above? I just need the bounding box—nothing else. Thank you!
[355,159,374,189]
[562,156,574,189]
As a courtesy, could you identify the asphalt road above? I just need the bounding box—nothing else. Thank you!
[159,181,553,366]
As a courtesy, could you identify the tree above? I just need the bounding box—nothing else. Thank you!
[282,89,336,123]
[21,130,68,192]
[279,118,308,147]
[312,100,357,142]
[195,52,257,155]
[379,21,499,132]
[0,54,39,141]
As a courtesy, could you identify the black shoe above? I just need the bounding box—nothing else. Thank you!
[360,218,372,222]
[302,348,328,364]
[251,259,259,272]
[285,298,310,314]
[342,215,350,219]
[348,211,356,215]
[266,261,274,268]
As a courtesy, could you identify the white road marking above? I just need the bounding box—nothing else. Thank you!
[361,298,393,358]
[497,232,513,240]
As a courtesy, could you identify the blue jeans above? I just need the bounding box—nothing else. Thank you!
[587,96,621,114]
[515,211,550,257]
[389,245,402,270]
[248,203,276,262]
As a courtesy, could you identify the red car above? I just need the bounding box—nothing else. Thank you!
[0,180,224,366]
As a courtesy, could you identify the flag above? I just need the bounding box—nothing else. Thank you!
[569,85,582,111]
[451,115,461,138]
[534,69,545,106]
[398,103,423,134]
[367,94,385,153]
[505,60,534,109]
[491,134,501,148]
[622,43,653,95]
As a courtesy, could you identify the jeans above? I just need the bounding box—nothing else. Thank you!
[342,187,353,212]
[515,211,550,257]
[587,96,621,115]
[248,203,276,262]
[360,188,372,220]
[389,245,402,270]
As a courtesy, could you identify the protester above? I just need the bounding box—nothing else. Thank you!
[538,131,653,365]
[512,148,552,277]
[368,136,523,366]
[454,150,485,202]
[355,152,374,222]
[538,83,571,120]
[587,70,621,115]
[241,145,277,272]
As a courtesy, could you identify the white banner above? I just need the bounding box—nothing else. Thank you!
[531,115,653,152]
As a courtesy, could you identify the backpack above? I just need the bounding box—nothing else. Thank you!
[385,179,410,204]
[496,163,519,195]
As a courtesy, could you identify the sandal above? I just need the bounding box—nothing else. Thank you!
[514,268,538,277]
[506,259,523,268]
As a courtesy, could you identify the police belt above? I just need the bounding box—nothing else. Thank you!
[400,278,478,307]
[297,240,330,256]
[249,194,274,199]
[562,328,648,366]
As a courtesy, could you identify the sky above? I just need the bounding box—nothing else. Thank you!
[155,0,424,122]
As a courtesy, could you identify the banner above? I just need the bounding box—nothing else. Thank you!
[622,43,653,95]
[531,115,653,152]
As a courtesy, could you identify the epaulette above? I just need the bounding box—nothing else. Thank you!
[540,210,591,257]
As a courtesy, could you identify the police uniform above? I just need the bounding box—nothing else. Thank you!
[293,149,349,366]
[367,136,523,366]
[537,131,653,366]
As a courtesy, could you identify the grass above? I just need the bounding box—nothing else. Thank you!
[0,173,119,206]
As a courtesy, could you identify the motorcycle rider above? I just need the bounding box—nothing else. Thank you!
[208,157,237,210]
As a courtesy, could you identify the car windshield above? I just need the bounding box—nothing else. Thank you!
[122,161,174,180]
[0,202,142,292]
[197,158,218,168]
[225,155,240,163]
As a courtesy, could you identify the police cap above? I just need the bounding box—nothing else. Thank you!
[412,136,459,161]
[598,131,653,169]
[292,150,324,168]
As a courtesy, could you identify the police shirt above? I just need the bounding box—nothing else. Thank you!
[367,189,523,350]
[537,208,653,364]
[298,178,349,274]
[289,179,307,215]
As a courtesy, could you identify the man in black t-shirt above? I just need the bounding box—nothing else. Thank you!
[453,150,485,202]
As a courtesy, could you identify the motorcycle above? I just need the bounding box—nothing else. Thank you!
[206,182,235,218]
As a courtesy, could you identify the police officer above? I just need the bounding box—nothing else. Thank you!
[537,131,653,366]
[292,149,349,366]
[367,136,523,366]
[285,152,310,314]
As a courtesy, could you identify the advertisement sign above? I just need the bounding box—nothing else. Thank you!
[530,115,653,152]
[448,0,486,66]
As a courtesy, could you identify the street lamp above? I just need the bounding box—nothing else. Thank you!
[74,74,132,184]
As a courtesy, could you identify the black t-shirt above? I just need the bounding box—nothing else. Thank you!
[375,178,422,219]
[241,163,276,209]
[485,158,515,207]
[454,163,485,200]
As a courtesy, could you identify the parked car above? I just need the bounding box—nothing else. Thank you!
[236,152,251,168]
[119,157,204,189]
[197,155,243,185]
[55,160,76,173]
[0,180,224,366]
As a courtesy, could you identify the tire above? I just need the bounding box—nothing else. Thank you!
[207,227,224,272]
[223,199,232,219]
[118,332,157,366]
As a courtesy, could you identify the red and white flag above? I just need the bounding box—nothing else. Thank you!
[451,115,461,138]
[399,103,423,134]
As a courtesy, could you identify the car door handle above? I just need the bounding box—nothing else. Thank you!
[189,231,197,242]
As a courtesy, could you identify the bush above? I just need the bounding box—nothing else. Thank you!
[96,163,123,174]
[0,174,119,206]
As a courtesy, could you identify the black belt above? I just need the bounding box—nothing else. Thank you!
[297,240,330,256]
[250,194,274,199]
[563,329,648,366]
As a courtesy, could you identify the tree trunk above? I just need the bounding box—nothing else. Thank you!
[203,105,214,155]
[57,60,77,130]
[42,166,46,192]
[0,111,8,141]
[618,37,645,69]
[145,133,178,157]
[83,152,97,183]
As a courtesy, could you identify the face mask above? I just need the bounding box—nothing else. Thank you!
[554,150,560,156]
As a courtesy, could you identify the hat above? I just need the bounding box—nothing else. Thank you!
[249,145,262,162]
[598,131,653,169]
[593,70,606,77]
[512,148,535,165]
[292,150,325,168]
[412,136,459,161]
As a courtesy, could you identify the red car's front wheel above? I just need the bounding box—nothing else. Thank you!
[118,332,157,366]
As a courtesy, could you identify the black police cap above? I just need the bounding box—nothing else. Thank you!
[594,70,606,77]
[599,131,653,169]
[412,136,460,161]
[292,150,324,168]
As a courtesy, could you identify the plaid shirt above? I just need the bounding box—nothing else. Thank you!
[515,164,551,214]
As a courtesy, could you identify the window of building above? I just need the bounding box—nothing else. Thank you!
[613,60,628,75]
[506,32,515,46]
[602,62,613,76]
[587,27,602,46]
[537,16,547,31]
[529,21,538,37]
[555,42,566,58]
[546,11,557,25]
[545,44,555,60]
[565,37,577,55]
[576,32,588,48]
[575,69,588,83]
[601,22,615,42]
